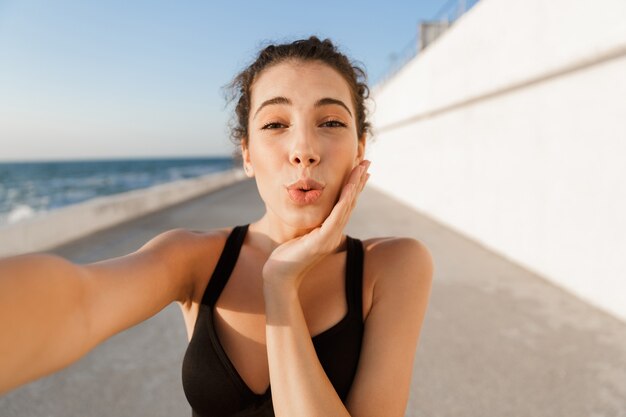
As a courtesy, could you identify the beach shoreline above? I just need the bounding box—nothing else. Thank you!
[0,168,246,257]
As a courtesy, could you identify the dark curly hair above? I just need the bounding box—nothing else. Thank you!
[223,36,372,156]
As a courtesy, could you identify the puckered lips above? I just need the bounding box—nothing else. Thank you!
[286,178,325,205]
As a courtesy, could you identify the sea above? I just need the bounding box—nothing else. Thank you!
[0,157,235,227]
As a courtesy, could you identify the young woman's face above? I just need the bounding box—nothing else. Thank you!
[242,59,365,229]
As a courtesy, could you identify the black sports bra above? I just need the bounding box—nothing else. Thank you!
[181,224,365,417]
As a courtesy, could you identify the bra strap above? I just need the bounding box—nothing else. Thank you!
[346,236,364,323]
[201,224,249,307]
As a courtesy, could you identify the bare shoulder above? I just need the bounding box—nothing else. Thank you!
[75,226,236,349]
[361,236,433,263]
[142,227,230,254]
[361,236,434,295]
[345,236,434,416]
[138,226,233,306]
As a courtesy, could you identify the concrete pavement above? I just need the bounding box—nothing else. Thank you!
[1,179,625,416]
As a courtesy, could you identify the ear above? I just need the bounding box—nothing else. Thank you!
[241,139,255,178]
[355,135,366,165]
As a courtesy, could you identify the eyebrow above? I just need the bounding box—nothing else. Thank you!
[252,96,353,120]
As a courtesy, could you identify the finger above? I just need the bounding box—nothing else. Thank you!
[344,174,366,222]
[357,160,370,183]
[320,162,368,241]
[348,166,365,206]
[357,164,370,193]
[343,161,370,213]
[349,162,366,186]
[350,162,370,207]
[334,181,357,224]
[320,174,359,241]
[357,173,370,195]
[349,183,361,212]
[337,164,362,201]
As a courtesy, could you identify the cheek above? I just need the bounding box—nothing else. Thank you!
[250,161,284,207]
[249,138,281,165]
[254,178,274,208]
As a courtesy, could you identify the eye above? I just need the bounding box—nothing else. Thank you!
[321,120,346,128]
[261,122,287,130]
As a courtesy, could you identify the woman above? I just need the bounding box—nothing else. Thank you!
[0,36,434,417]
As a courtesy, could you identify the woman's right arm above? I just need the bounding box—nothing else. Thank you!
[0,253,92,393]
[0,228,212,395]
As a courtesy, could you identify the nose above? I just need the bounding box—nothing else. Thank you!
[289,128,320,168]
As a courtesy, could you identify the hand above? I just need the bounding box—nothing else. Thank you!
[262,160,371,290]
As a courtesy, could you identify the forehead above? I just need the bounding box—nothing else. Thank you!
[249,60,354,113]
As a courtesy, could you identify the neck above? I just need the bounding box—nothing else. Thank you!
[247,213,318,254]
[246,213,348,258]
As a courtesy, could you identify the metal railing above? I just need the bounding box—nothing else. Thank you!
[432,0,481,24]
[373,0,481,87]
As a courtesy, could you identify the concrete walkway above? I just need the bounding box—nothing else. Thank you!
[1,179,625,417]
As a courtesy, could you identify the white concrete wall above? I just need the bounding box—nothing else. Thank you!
[0,168,246,257]
[368,0,626,321]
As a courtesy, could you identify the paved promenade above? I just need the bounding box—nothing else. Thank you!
[1,179,625,416]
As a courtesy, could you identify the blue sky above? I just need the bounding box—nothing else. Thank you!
[0,0,450,161]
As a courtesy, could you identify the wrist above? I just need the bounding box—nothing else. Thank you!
[262,277,298,299]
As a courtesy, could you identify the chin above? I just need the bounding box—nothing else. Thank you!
[283,207,328,230]
[287,215,324,231]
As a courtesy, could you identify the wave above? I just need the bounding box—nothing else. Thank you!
[0,157,234,227]
[5,204,40,224]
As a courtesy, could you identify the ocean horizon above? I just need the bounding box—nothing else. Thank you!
[0,157,236,227]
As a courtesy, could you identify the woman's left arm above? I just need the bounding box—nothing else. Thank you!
[262,160,369,417]
[262,159,434,417]
[264,237,434,417]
